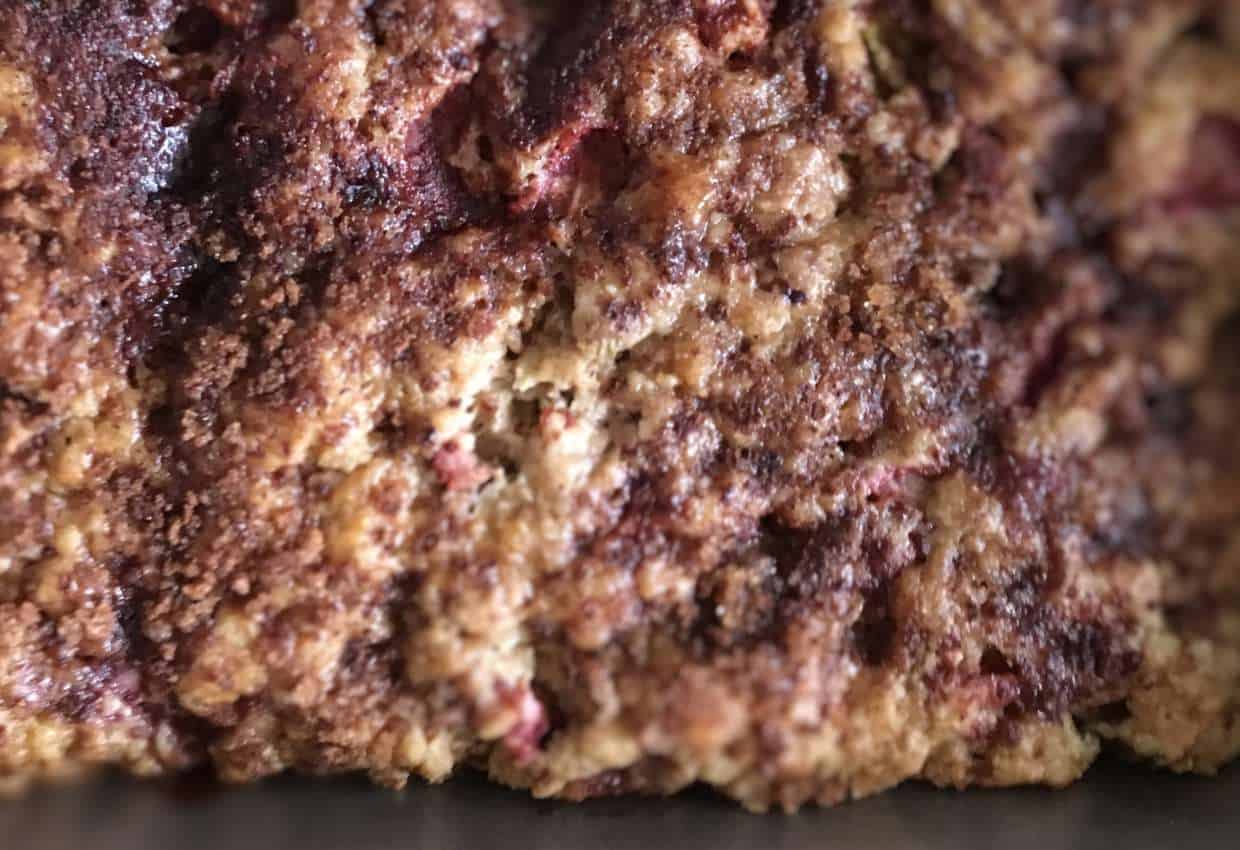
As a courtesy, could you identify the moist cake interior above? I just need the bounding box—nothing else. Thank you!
[1,0,1238,811]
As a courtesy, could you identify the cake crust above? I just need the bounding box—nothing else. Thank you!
[1,0,1238,810]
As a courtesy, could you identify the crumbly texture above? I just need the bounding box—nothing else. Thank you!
[1,0,1238,811]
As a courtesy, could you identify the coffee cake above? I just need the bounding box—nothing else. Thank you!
[1,0,1238,811]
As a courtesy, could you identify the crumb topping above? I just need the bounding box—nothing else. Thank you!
[1,0,1238,810]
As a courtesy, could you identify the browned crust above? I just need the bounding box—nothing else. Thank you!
[1,0,1238,810]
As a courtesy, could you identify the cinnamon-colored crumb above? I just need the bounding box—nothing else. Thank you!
[1,0,1237,811]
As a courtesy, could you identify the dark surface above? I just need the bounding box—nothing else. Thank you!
[4,759,1237,850]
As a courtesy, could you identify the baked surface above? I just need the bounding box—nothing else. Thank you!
[1,0,1238,810]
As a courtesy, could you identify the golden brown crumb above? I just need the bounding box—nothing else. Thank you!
[0,0,1237,811]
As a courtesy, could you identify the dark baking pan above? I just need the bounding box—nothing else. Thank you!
[4,758,1236,849]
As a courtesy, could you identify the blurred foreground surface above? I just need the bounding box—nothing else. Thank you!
[2,759,1236,850]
